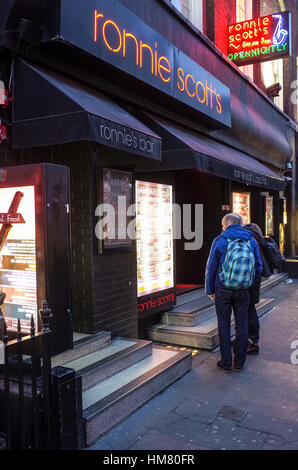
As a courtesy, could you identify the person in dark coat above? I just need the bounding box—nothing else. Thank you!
[243,223,271,354]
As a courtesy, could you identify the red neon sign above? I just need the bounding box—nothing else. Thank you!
[227,11,291,66]
[137,293,175,314]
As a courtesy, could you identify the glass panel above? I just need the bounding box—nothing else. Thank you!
[261,58,284,109]
[102,169,133,248]
[265,196,274,236]
[170,0,203,31]
[236,0,254,79]
[232,192,251,225]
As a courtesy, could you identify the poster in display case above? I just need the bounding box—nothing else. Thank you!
[0,164,72,355]
[283,199,287,225]
[232,192,251,225]
[136,181,174,298]
[265,196,274,236]
[0,186,37,333]
[103,169,133,248]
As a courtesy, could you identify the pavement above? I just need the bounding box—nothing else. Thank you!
[88,279,298,451]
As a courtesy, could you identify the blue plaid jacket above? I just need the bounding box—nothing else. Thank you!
[205,224,263,295]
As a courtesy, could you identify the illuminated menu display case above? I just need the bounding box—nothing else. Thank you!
[232,192,251,225]
[265,196,274,236]
[136,181,174,298]
[0,164,72,355]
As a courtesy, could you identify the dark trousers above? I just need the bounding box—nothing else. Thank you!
[215,288,249,368]
[248,303,260,344]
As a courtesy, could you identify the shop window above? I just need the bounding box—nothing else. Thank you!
[236,0,254,80]
[170,0,203,32]
[296,57,298,122]
[260,0,286,17]
[261,58,284,110]
[260,0,285,110]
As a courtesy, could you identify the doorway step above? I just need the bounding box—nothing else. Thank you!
[176,284,203,295]
[281,259,298,279]
[147,273,288,350]
[53,333,192,447]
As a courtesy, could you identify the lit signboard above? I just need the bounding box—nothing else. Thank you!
[45,0,231,128]
[136,181,174,298]
[0,186,37,333]
[232,192,251,225]
[227,11,291,66]
[265,196,274,236]
[0,164,72,355]
[283,199,287,225]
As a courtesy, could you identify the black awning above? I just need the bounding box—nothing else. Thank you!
[135,113,285,191]
[12,60,161,160]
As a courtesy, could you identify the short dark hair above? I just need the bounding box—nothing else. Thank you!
[223,213,243,226]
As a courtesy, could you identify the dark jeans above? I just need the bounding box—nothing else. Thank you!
[248,303,260,344]
[215,288,249,368]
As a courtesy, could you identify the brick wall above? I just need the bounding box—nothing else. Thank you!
[67,151,95,333]
[205,0,236,55]
[0,150,16,167]
[19,144,96,333]
[92,159,138,338]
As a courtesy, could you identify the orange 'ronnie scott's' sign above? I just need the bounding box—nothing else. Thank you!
[46,0,231,128]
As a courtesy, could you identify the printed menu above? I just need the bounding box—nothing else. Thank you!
[103,169,133,247]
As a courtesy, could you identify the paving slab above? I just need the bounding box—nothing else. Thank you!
[262,440,298,450]
[155,416,210,448]
[129,429,209,450]
[203,417,268,450]
[263,435,285,448]
[241,413,298,443]
[174,398,220,424]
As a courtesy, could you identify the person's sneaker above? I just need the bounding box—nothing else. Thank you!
[233,364,244,371]
[247,342,259,355]
[217,360,231,371]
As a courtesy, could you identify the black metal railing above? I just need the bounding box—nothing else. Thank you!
[0,300,53,450]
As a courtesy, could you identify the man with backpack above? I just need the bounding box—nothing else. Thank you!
[205,213,262,371]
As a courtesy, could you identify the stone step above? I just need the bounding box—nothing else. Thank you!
[260,273,288,294]
[148,298,275,350]
[161,273,286,328]
[169,295,213,315]
[63,338,152,391]
[162,305,216,327]
[51,331,111,368]
[175,288,206,306]
[83,346,192,446]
